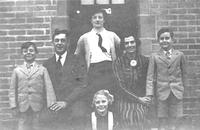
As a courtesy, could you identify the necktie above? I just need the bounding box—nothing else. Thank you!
[26,64,33,69]
[57,55,62,69]
[166,51,171,59]
[96,33,107,52]
[27,64,33,72]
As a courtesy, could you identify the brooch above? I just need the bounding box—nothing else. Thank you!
[130,60,137,67]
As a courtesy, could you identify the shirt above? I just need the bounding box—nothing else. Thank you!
[164,49,172,58]
[24,61,35,72]
[55,51,67,66]
[78,28,120,64]
[95,112,108,130]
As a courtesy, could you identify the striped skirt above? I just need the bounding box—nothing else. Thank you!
[117,98,149,130]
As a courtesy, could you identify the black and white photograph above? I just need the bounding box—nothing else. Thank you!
[0,0,200,130]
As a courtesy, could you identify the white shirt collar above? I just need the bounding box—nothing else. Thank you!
[91,28,105,34]
[164,48,172,54]
[55,51,67,66]
[24,61,36,69]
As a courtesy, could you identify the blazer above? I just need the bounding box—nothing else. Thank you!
[43,54,87,105]
[146,49,187,100]
[9,62,56,112]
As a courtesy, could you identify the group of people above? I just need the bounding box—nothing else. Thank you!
[9,8,187,130]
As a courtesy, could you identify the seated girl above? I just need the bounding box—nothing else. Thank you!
[90,89,116,130]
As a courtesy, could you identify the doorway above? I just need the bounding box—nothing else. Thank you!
[69,0,139,53]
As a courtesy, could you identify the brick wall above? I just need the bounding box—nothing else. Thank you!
[0,0,69,127]
[139,0,200,125]
[1,0,200,129]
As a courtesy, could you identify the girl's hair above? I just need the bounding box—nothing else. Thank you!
[92,89,114,107]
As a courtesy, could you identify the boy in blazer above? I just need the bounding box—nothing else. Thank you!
[146,28,187,130]
[9,42,56,130]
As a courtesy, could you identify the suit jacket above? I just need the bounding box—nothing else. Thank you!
[146,49,187,100]
[43,54,87,106]
[9,62,56,112]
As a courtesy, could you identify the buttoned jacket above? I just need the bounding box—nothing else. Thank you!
[43,54,87,105]
[9,62,56,112]
[146,49,187,100]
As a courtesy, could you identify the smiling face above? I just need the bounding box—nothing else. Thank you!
[22,45,37,63]
[94,94,109,115]
[158,32,173,51]
[91,12,104,29]
[124,36,136,53]
[53,33,69,55]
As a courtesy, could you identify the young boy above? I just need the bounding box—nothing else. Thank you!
[90,89,115,130]
[146,28,187,130]
[9,42,56,130]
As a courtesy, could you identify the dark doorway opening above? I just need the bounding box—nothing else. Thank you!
[69,0,139,53]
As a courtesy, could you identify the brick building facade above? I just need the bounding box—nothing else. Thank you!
[0,0,200,129]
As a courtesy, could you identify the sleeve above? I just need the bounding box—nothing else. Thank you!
[114,32,121,46]
[113,33,121,59]
[146,54,156,96]
[9,69,17,109]
[180,53,188,88]
[64,55,88,105]
[74,35,85,55]
[112,58,126,91]
[43,60,47,68]
[113,58,139,101]
[43,67,56,108]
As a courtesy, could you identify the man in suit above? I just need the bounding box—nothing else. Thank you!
[146,28,187,130]
[9,42,56,130]
[43,29,87,130]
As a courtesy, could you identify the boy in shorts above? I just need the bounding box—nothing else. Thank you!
[146,28,187,130]
[9,42,56,130]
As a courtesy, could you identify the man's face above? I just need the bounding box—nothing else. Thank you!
[53,33,68,55]
[124,36,136,53]
[158,32,173,51]
[91,12,104,29]
[94,95,108,115]
[22,45,36,63]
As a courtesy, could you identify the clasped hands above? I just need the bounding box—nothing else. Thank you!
[138,96,152,105]
[49,101,67,112]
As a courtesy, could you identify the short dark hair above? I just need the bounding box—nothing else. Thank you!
[90,8,107,19]
[157,27,174,39]
[21,42,38,53]
[52,29,70,40]
[122,34,141,47]
[120,34,141,55]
